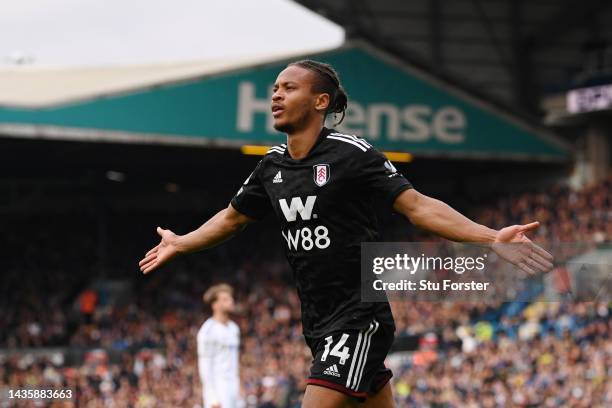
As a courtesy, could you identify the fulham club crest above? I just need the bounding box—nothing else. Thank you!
[313,164,330,187]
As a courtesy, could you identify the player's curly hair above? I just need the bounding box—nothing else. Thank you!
[288,59,348,125]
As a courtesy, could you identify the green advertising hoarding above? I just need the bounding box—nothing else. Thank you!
[0,43,568,161]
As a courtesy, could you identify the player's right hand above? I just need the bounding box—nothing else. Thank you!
[138,227,181,274]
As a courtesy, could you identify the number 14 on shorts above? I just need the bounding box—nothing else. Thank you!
[321,333,350,365]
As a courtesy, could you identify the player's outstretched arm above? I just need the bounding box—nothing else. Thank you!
[393,189,553,274]
[393,189,497,243]
[138,203,255,274]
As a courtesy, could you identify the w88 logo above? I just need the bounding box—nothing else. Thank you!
[281,226,330,251]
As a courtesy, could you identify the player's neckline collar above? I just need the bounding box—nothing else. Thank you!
[283,127,332,162]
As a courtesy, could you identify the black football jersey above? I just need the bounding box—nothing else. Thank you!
[230,127,413,338]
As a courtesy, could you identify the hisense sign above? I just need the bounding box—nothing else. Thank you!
[228,45,565,158]
[0,43,567,160]
[237,81,466,143]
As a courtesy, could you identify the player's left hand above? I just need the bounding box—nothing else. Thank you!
[491,221,554,274]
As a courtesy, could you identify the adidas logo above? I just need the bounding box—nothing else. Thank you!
[273,171,283,184]
[323,364,341,378]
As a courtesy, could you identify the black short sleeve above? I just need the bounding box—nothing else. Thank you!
[230,160,271,220]
[358,148,413,207]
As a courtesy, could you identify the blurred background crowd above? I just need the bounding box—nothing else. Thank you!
[1,175,610,407]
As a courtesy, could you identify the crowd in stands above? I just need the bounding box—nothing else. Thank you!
[391,301,611,407]
[1,175,610,407]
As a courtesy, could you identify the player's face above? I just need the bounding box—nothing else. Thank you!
[215,291,235,314]
[271,66,325,133]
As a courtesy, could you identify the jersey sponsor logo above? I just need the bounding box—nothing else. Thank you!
[273,170,283,184]
[279,196,316,222]
[282,225,330,251]
[323,364,341,378]
[279,196,331,251]
[313,164,330,187]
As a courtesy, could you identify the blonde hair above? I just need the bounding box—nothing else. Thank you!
[203,283,233,306]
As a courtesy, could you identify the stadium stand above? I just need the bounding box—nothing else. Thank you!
[1,176,610,407]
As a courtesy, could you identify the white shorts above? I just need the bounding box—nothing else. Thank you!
[202,381,239,408]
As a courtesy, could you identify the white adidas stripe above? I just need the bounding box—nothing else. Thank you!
[349,322,374,389]
[345,329,364,388]
[348,321,377,390]
[327,135,367,152]
[330,133,371,149]
[348,135,371,149]
[354,320,379,390]
[350,321,376,390]
[351,320,379,390]
[266,147,285,154]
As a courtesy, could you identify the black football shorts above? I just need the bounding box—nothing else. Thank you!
[305,319,394,401]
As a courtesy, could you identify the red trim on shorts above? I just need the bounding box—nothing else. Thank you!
[306,378,368,398]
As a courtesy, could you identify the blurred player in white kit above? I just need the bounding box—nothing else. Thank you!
[197,284,240,408]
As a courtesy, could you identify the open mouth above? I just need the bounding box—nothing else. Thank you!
[272,105,285,118]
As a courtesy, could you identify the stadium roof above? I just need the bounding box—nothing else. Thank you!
[296,0,612,118]
[0,0,344,68]
[0,50,317,108]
